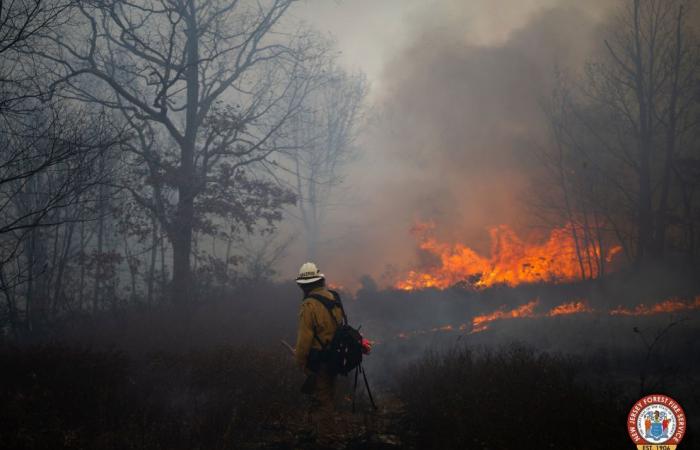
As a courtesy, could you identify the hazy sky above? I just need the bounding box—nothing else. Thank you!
[294,0,609,94]
[281,0,614,288]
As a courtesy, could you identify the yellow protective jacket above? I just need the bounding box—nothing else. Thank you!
[295,287,344,370]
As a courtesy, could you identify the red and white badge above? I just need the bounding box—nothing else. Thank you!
[627,394,686,449]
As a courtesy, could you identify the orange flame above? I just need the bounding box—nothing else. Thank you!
[470,299,539,334]
[610,296,700,316]
[547,300,592,316]
[389,296,699,341]
[395,223,621,291]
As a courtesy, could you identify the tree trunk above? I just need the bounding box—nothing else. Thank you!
[147,219,157,304]
[225,238,232,278]
[0,265,18,340]
[170,221,193,304]
[653,5,684,258]
[552,113,587,280]
[78,220,86,310]
[160,230,167,294]
[632,0,654,263]
[93,154,106,313]
[306,227,318,262]
[52,220,75,317]
[637,137,654,262]
[24,228,36,333]
[305,162,320,261]
[592,211,606,277]
[123,233,137,302]
[169,4,199,305]
[581,210,596,278]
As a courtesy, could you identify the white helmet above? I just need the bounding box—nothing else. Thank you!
[296,262,325,284]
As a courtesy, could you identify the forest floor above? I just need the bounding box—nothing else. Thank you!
[4,275,699,449]
[242,390,406,450]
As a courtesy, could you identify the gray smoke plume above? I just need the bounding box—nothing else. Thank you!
[284,1,621,289]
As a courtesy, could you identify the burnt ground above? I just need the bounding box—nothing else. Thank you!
[3,340,696,450]
[2,275,699,449]
[0,344,407,450]
[240,392,406,450]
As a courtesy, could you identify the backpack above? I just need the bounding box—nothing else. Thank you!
[307,290,363,376]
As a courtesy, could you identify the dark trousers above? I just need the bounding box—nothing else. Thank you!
[307,364,337,442]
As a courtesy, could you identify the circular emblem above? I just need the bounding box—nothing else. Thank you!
[627,394,686,448]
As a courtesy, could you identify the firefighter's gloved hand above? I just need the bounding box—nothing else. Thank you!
[361,338,372,355]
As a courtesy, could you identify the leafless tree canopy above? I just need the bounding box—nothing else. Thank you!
[282,66,368,260]
[534,0,700,271]
[30,0,331,304]
[0,0,352,334]
[1,0,700,339]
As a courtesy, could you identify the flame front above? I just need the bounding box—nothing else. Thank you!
[390,296,699,341]
[610,296,700,316]
[547,300,592,316]
[395,223,621,290]
[470,300,539,333]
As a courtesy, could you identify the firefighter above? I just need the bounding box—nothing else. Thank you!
[294,262,344,446]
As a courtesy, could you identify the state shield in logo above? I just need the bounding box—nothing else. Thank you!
[648,421,664,440]
[628,394,686,449]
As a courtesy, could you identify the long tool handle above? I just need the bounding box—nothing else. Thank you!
[361,365,378,410]
[280,339,295,356]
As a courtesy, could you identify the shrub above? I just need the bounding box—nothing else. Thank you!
[0,345,304,449]
[396,344,628,450]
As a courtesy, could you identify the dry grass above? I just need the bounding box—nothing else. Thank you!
[0,345,305,449]
[396,344,629,450]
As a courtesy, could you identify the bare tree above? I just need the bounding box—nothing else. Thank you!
[239,232,292,283]
[39,0,326,303]
[587,0,700,262]
[534,69,624,278]
[284,67,367,260]
[0,0,69,113]
[0,0,86,248]
[535,0,700,269]
[0,103,122,335]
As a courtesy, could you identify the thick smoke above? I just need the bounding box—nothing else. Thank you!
[299,2,615,289]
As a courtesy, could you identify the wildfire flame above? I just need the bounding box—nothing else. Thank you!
[470,300,539,334]
[547,300,592,316]
[391,296,700,340]
[395,223,621,290]
[610,296,700,316]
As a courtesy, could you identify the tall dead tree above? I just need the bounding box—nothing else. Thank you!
[537,0,700,267]
[284,67,367,260]
[41,0,324,303]
[589,0,700,262]
[538,73,591,280]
